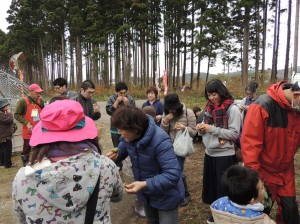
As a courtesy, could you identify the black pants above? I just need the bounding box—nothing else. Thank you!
[111,133,123,170]
[280,196,299,224]
[0,140,12,168]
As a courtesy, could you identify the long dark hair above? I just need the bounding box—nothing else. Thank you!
[204,79,232,103]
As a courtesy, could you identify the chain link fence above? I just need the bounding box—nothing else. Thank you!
[0,70,29,152]
[0,70,29,108]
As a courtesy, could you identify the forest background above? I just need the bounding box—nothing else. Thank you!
[0,0,299,93]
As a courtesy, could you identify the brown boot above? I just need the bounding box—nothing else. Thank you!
[134,195,146,218]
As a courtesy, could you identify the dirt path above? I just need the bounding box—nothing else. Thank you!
[0,100,209,224]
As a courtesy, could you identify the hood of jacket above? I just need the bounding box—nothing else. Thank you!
[23,151,101,212]
[266,81,292,111]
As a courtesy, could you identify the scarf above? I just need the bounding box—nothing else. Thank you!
[204,98,234,128]
[47,140,99,161]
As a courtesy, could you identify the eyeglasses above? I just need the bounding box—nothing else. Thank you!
[54,86,62,90]
[86,91,95,95]
[118,91,127,95]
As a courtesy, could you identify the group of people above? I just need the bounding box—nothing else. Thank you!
[1,77,298,224]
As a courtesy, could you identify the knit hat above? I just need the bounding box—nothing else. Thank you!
[29,84,43,93]
[30,100,98,146]
[0,99,9,109]
[164,93,182,110]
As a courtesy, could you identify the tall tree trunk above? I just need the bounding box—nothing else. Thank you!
[61,34,66,80]
[168,37,173,90]
[133,31,138,85]
[284,0,292,80]
[92,43,99,85]
[196,26,203,88]
[39,38,47,89]
[293,0,300,74]
[146,41,149,86]
[50,40,54,84]
[261,0,268,84]
[255,4,260,81]
[242,7,250,86]
[176,35,180,90]
[115,39,120,83]
[70,42,75,89]
[271,0,280,83]
[104,41,109,87]
[75,35,82,84]
[109,40,113,86]
[141,33,146,88]
[182,27,187,87]
[205,54,211,83]
[189,3,195,90]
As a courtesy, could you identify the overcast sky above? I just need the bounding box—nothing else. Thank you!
[0,0,298,75]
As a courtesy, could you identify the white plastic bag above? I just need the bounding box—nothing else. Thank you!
[173,128,195,157]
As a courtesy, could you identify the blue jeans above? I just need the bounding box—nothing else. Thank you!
[144,203,178,224]
[176,155,185,173]
[176,156,190,197]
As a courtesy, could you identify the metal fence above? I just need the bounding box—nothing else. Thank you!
[0,70,29,152]
[0,70,29,108]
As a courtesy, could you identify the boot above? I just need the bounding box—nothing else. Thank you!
[134,195,146,218]
[21,154,29,167]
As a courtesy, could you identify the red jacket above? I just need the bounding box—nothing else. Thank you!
[241,81,300,191]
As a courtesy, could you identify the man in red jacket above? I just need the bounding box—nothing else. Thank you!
[14,84,45,166]
[241,81,300,224]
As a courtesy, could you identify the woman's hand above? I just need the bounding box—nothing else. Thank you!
[175,122,185,130]
[156,115,162,122]
[196,123,211,133]
[124,181,147,194]
[163,113,174,125]
[106,151,118,161]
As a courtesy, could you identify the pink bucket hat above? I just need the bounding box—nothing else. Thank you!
[30,100,98,146]
[29,83,44,93]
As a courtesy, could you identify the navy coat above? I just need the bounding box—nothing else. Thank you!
[116,116,184,210]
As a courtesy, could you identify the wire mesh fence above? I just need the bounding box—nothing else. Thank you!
[0,70,29,108]
[0,70,29,152]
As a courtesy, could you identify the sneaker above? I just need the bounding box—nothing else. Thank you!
[207,217,214,224]
[134,197,146,218]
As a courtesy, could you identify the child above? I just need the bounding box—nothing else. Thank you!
[210,165,275,224]
[192,106,204,143]
[192,106,204,124]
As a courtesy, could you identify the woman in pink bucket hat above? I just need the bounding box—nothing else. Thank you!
[12,100,124,224]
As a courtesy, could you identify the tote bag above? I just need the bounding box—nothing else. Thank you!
[173,128,195,157]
